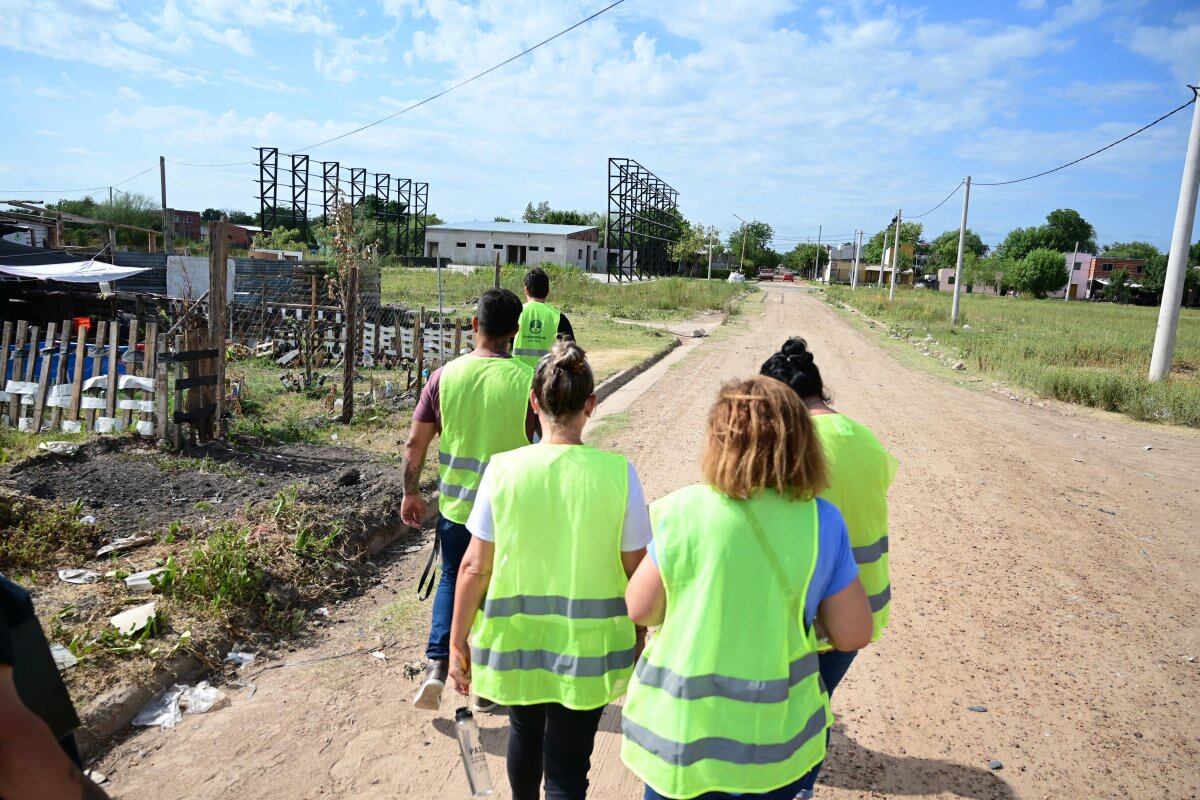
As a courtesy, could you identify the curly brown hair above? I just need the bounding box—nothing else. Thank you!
[700,375,827,500]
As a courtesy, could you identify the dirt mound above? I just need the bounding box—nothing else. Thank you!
[2,436,402,540]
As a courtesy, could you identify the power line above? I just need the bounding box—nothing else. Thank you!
[975,90,1198,187]
[0,163,158,196]
[908,180,964,219]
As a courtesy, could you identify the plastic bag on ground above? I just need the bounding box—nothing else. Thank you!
[181,681,225,714]
[133,685,186,728]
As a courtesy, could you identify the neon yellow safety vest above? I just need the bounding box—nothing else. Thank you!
[513,300,562,370]
[471,444,636,710]
[812,413,897,645]
[437,355,533,525]
[622,485,831,799]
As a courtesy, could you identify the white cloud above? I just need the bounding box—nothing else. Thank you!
[184,0,336,35]
[117,86,142,101]
[1126,13,1200,82]
[313,35,389,83]
[222,70,307,94]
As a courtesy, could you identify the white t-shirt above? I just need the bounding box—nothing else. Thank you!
[466,460,653,552]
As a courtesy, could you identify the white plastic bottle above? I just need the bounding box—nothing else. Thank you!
[454,707,494,797]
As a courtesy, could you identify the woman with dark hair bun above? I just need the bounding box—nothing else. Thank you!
[448,341,651,800]
[761,337,898,798]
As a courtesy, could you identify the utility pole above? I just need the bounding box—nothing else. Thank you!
[706,226,714,280]
[108,186,113,206]
[733,213,748,273]
[889,209,902,302]
[851,229,861,289]
[814,225,822,281]
[159,156,174,255]
[1149,85,1200,381]
[1064,240,1079,303]
[879,227,889,288]
[951,176,972,324]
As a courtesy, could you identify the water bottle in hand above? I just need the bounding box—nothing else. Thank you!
[455,707,494,797]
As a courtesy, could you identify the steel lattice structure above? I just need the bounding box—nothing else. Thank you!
[255,147,429,257]
[606,158,680,282]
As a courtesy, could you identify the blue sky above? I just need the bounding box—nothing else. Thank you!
[1,0,1197,250]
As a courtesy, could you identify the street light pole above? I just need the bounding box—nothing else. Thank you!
[951,177,972,324]
[889,209,902,302]
[851,230,861,289]
[733,214,748,273]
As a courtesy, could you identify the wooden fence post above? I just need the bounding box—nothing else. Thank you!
[415,306,425,394]
[67,324,87,429]
[0,321,12,425]
[140,321,158,436]
[210,218,229,438]
[9,321,28,427]
[31,323,57,433]
[341,262,358,425]
[104,320,119,423]
[85,322,105,432]
[173,333,184,449]
[452,317,462,359]
[154,333,168,441]
[122,318,139,430]
[49,319,70,431]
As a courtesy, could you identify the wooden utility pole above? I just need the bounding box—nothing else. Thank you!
[159,156,174,255]
[494,252,501,288]
[341,262,358,424]
[209,217,229,437]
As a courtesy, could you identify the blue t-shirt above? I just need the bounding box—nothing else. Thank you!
[648,498,859,625]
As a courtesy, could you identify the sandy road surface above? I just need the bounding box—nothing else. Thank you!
[100,285,1200,799]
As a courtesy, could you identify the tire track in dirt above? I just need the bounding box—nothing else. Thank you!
[101,286,1200,799]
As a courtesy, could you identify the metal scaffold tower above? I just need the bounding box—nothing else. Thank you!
[606,157,681,282]
[255,145,429,257]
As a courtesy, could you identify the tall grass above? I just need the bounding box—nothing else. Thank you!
[826,286,1200,427]
[380,263,743,320]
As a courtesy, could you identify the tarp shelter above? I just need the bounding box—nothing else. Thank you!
[0,241,148,283]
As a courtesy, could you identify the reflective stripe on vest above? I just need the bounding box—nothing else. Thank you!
[484,595,628,620]
[513,301,561,370]
[622,486,830,798]
[471,445,635,710]
[436,356,532,524]
[811,413,897,644]
[623,706,827,768]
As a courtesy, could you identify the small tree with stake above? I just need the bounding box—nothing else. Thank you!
[323,193,373,423]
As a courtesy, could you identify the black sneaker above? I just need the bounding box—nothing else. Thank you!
[412,659,447,710]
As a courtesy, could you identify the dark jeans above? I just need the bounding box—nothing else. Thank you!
[508,703,606,800]
[794,648,860,794]
[424,518,473,661]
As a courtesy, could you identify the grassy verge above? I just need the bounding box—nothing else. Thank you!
[380,263,744,320]
[826,286,1200,427]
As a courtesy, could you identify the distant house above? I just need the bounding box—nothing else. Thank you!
[825,243,859,283]
[1048,251,1094,299]
[1085,256,1148,299]
[171,209,202,241]
[425,221,604,270]
[202,223,262,249]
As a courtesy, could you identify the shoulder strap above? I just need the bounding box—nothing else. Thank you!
[737,500,801,605]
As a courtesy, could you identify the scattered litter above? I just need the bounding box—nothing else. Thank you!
[57,568,99,584]
[312,607,330,618]
[692,328,706,338]
[1183,655,1195,663]
[370,651,387,661]
[968,705,988,713]
[96,535,154,556]
[1142,445,1153,451]
[988,760,1003,771]
[226,651,257,668]
[952,361,965,371]
[132,682,227,729]
[37,441,80,456]
[84,769,107,785]
[110,601,156,637]
[125,568,166,594]
[276,348,300,366]
[403,660,424,679]
[182,681,225,714]
[79,514,97,525]
[51,644,78,670]
[1097,508,1117,516]
[133,685,186,728]
[403,545,423,554]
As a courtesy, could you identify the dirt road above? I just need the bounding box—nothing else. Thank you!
[100,286,1200,799]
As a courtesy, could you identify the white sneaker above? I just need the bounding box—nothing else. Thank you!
[471,696,500,713]
[413,660,447,710]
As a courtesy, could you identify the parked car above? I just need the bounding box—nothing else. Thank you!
[758,267,775,281]
[780,270,795,282]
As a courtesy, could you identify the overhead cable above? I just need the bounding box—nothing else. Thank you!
[0,163,158,196]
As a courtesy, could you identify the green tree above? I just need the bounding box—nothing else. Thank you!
[1142,253,1200,300]
[1101,241,1160,260]
[1042,208,1097,253]
[1009,248,1068,298]
[671,222,721,268]
[783,243,828,275]
[927,227,988,272]
[223,209,256,225]
[993,226,1051,262]
[966,255,1009,293]
[727,220,776,269]
[1102,268,1131,303]
[493,216,512,222]
[251,227,308,252]
[862,221,923,267]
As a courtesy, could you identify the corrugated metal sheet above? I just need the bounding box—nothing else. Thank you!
[113,252,167,294]
[430,221,597,236]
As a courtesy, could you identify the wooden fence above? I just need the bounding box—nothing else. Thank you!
[0,317,164,437]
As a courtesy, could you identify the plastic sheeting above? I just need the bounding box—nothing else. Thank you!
[0,258,149,283]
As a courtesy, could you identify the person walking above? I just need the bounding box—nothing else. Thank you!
[761,337,897,797]
[513,267,574,370]
[448,341,650,800]
[622,376,872,800]
[402,288,537,711]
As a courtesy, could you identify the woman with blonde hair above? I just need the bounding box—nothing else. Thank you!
[449,341,651,800]
[622,376,872,800]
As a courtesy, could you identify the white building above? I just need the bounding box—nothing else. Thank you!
[425,221,605,270]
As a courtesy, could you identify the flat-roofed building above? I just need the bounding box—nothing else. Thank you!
[425,221,604,270]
